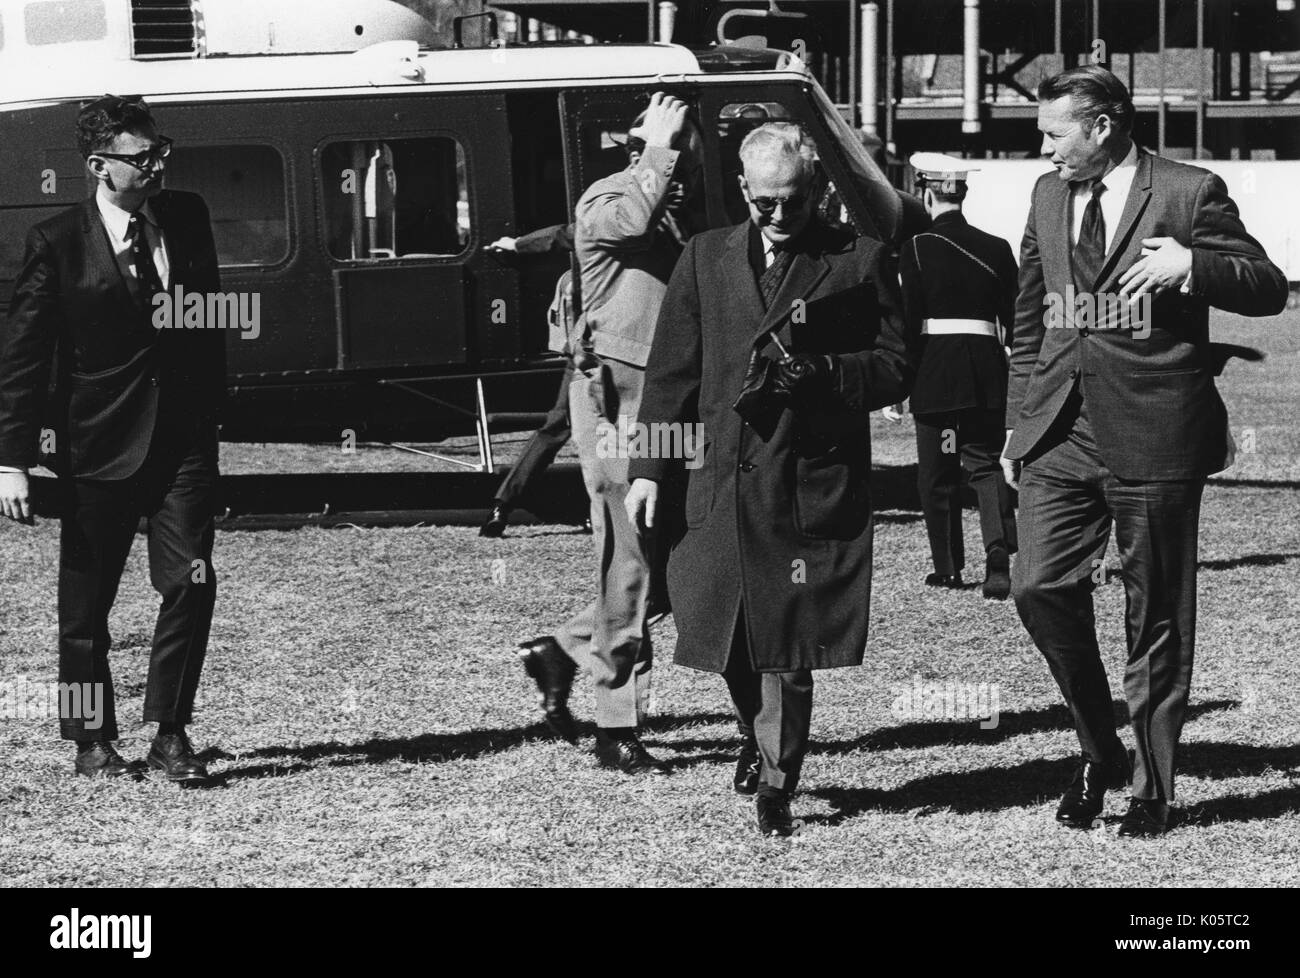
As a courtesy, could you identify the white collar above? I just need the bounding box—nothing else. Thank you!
[95,189,159,243]
[1092,142,1138,194]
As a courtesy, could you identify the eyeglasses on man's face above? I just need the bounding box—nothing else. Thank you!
[744,190,809,216]
[94,136,173,171]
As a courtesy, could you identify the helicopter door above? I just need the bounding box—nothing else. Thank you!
[320,94,519,370]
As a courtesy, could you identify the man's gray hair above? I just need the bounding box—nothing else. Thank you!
[738,122,816,178]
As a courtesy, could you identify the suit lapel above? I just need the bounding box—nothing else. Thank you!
[81,197,136,310]
[1041,178,1071,297]
[1095,149,1153,288]
[150,191,184,289]
[721,223,766,344]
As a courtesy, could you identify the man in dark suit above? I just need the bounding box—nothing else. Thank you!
[626,123,913,836]
[901,153,1019,599]
[1001,67,1288,836]
[0,95,225,782]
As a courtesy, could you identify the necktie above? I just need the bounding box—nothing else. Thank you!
[1071,180,1106,293]
[758,243,793,310]
[127,213,165,306]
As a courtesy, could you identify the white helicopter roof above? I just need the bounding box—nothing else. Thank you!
[0,40,808,110]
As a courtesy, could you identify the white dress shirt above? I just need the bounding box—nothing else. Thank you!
[1069,142,1138,253]
[96,189,171,295]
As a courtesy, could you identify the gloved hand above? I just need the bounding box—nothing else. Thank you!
[772,353,835,398]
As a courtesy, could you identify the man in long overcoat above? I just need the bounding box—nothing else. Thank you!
[625,123,914,836]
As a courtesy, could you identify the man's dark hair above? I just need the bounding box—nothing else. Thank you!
[76,94,155,159]
[1038,65,1135,134]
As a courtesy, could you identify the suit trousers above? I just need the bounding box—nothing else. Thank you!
[914,407,1018,576]
[493,359,574,510]
[58,418,219,741]
[1011,395,1202,801]
[555,359,653,729]
[722,607,814,793]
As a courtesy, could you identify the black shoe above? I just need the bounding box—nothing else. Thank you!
[479,504,510,538]
[756,790,802,838]
[74,741,132,779]
[1055,750,1133,828]
[146,731,210,785]
[1118,798,1172,838]
[594,729,669,776]
[924,572,964,589]
[982,545,1011,600]
[734,737,760,795]
[518,636,577,743]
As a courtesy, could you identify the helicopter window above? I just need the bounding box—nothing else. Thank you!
[24,0,107,45]
[165,144,288,267]
[321,136,469,261]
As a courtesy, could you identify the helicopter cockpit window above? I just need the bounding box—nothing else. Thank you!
[166,144,288,266]
[321,136,469,261]
[715,101,850,231]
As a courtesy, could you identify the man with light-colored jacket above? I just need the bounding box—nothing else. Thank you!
[515,92,702,775]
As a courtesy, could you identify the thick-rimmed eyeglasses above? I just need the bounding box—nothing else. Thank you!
[93,137,173,171]
[744,189,809,216]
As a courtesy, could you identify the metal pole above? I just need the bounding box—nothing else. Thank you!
[962,0,981,135]
[1196,0,1205,159]
[885,0,895,149]
[849,0,858,127]
[860,3,879,136]
[657,2,677,43]
[1158,0,1166,154]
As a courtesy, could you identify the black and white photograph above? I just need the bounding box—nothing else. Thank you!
[0,0,1296,931]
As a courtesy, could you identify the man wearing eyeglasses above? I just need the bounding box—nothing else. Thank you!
[626,123,913,837]
[0,95,225,784]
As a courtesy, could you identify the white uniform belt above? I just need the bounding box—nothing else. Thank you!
[922,318,998,337]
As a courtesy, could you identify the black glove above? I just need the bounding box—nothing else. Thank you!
[772,353,835,398]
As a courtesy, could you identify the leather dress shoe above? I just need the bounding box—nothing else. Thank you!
[982,546,1011,601]
[146,731,210,785]
[924,572,964,589]
[734,738,760,795]
[1055,750,1133,828]
[74,742,133,779]
[518,636,577,743]
[479,504,510,538]
[594,729,669,775]
[756,790,802,838]
[1118,798,1172,838]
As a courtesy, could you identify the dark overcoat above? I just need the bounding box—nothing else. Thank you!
[629,220,914,673]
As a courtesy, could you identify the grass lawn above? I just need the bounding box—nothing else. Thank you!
[1,307,1297,887]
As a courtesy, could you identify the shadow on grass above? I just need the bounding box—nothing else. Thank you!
[803,740,1300,826]
[665,700,1238,755]
[1198,551,1300,571]
[209,712,734,781]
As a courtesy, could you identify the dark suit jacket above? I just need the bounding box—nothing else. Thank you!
[629,220,913,673]
[1004,149,1288,481]
[900,211,1017,414]
[0,190,224,479]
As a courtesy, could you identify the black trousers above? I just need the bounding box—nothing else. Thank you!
[721,608,813,794]
[493,360,574,509]
[914,407,1017,576]
[58,419,219,741]
[1011,397,1202,802]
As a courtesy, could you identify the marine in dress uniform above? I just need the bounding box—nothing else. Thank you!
[900,153,1019,600]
